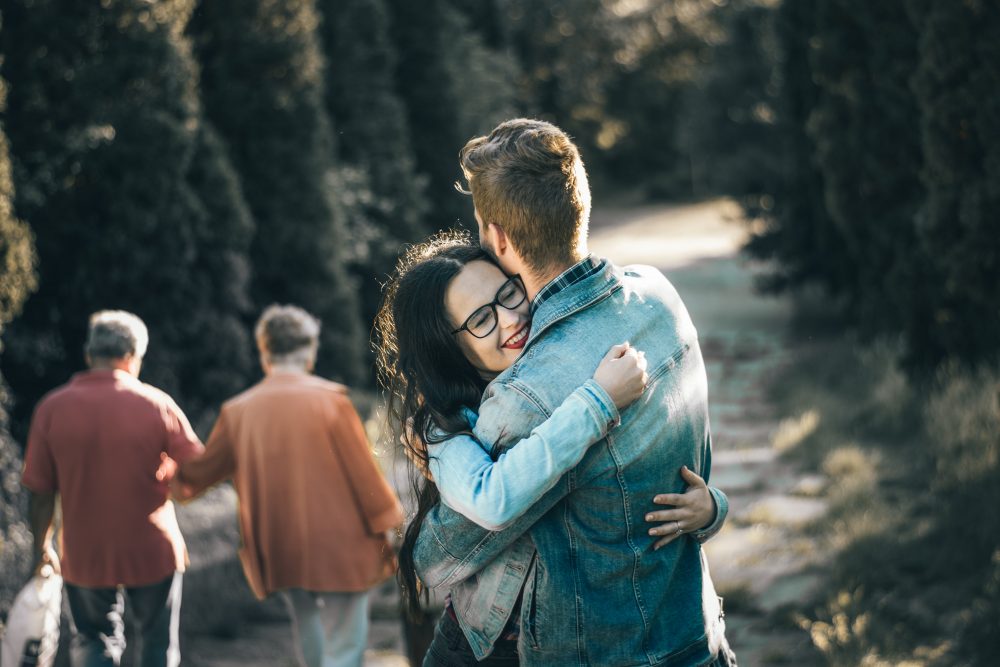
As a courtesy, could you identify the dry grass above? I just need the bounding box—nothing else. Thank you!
[770,333,1000,666]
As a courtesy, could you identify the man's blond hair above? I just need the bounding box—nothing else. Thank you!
[459,118,591,274]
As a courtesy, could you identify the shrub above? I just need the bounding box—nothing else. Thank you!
[925,366,1000,568]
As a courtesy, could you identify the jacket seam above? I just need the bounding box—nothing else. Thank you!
[647,342,692,385]
[501,380,553,422]
[515,282,623,365]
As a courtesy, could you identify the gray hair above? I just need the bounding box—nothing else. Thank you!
[84,310,149,361]
[255,304,320,367]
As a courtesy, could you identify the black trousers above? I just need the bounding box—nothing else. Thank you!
[63,572,181,667]
[421,608,738,667]
[422,610,519,666]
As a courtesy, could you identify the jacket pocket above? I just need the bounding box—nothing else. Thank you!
[521,557,542,649]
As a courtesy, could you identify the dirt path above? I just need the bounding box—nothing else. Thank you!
[186,200,823,666]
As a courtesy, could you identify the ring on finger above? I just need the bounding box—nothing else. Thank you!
[675,522,684,535]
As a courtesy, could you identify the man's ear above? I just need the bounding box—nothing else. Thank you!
[124,353,142,377]
[488,223,509,256]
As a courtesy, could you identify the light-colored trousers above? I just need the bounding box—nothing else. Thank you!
[282,589,370,667]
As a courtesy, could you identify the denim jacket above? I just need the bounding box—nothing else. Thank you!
[414,260,730,666]
[427,382,622,530]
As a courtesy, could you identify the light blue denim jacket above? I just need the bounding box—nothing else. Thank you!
[427,381,623,530]
[429,394,728,534]
[414,260,730,666]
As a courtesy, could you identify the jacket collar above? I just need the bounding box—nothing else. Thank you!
[72,368,135,384]
[262,369,313,383]
[522,258,622,355]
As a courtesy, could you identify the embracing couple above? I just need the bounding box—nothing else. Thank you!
[376,118,737,666]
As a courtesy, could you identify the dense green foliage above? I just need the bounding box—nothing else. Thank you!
[699,2,1000,662]
[383,0,468,228]
[1,0,988,407]
[0,32,36,617]
[801,0,925,335]
[705,0,999,371]
[680,2,782,201]
[503,0,623,186]
[0,0,254,437]
[189,0,364,384]
[906,0,1000,369]
[0,84,33,330]
[317,0,426,345]
[602,4,714,196]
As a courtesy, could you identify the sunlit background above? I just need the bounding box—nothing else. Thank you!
[1,0,997,665]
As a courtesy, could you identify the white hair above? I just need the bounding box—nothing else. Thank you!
[85,310,149,360]
[255,304,320,368]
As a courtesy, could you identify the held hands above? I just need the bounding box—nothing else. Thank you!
[155,452,177,483]
[593,342,649,410]
[156,453,196,501]
[645,466,715,550]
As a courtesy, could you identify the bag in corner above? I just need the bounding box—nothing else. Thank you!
[1,570,62,667]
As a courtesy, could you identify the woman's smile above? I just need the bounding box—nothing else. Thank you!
[501,323,530,350]
[446,260,532,373]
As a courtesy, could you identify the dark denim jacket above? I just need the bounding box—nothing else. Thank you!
[414,261,729,666]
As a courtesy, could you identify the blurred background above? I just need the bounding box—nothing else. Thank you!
[0,0,997,665]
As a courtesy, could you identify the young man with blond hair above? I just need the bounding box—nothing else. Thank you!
[413,119,736,666]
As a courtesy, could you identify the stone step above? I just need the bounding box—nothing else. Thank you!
[738,494,827,528]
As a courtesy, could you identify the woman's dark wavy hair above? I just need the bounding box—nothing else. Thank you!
[373,230,491,617]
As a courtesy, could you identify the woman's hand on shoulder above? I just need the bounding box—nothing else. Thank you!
[593,342,648,410]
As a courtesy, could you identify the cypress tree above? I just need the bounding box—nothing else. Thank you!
[319,0,425,235]
[173,121,256,430]
[439,2,519,144]
[450,0,507,50]
[603,6,710,197]
[0,80,34,331]
[743,0,850,297]
[384,0,473,227]
[0,0,254,433]
[679,1,784,200]
[317,0,428,341]
[503,0,621,173]
[0,32,37,614]
[805,0,925,335]
[189,0,366,383]
[907,0,1000,367]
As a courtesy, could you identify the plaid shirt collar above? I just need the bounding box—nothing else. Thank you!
[529,255,603,314]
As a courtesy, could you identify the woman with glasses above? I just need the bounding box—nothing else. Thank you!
[375,233,723,665]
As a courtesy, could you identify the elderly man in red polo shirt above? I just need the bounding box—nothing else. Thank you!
[22,310,203,667]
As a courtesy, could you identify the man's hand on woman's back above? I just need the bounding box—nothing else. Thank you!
[645,466,716,550]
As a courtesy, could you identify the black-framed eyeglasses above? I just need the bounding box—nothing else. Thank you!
[451,274,527,339]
